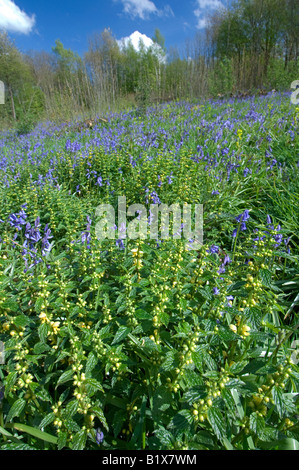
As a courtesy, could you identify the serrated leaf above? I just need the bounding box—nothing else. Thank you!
[4,371,18,393]
[57,430,68,450]
[56,369,73,389]
[65,399,78,418]
[272,386,285,418]
[218,326,240,342]
[85,351,98,375]
[259,268,272,288]
[39,412,55,430]
[183,386,207,405]
[111,326,130,345]
[14,315,30,328]
[154,427,174,448]
[71,429,87,450]
[2,299,19,312]
[92,406,109,431]
[153,386,172,419]
[221,387,236,415]
[249,411,265,436]
[6,398,26,422]
[207,406,226,442]
[38,322,50,343]
[243,307,263,329]
[0,442,37,450]
[171,409,193,433]
[160,351,177,371]
[85,378,104,393]
[112,409,126,438]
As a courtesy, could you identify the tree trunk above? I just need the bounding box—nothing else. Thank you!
[8,84,16,121]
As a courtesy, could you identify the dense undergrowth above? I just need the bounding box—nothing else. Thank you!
[0,92,298,450]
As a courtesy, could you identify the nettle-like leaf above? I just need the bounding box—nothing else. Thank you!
[171,409,193,435]
[6,398,26,422]
[207,406,227,442]
[71,429,87,450]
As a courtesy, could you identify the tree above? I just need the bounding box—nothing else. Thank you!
[0,32,43,125]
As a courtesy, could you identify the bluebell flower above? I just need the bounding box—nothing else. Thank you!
[96,176,103,186]
[116,239,125,249]
[213,287,220,295]
[150,191,161,204]
[236,209,250,223]
[96,429,104,445]
[167,172,173,184]
[209,245,219,254]
[223,254,231,265]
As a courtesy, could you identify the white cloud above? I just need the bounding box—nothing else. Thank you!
[0,0,35,34]
[196,0,224,8]
[194,0,225,29]
[118,30,153,50]
[118,31,166,63]
[116,0,173,20]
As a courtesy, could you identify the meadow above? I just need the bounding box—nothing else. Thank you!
[0,91,298,450]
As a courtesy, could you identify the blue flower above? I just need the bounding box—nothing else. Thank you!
[96,429,104,445]
[236,209,250,223]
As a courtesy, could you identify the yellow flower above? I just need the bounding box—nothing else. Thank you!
[240,325,251,337]
[39,312,48,323]
[229,324,237,333]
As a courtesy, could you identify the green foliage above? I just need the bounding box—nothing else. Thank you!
[0,93,298,451]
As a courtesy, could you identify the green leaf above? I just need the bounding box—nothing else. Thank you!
[111,326,130,345]
[91,406,109,431]
[243,307,263,329]
[6,398,26,422]
[207,406,226,442]
[153,386,172,419]
[57,430,68,450]
[0,442,37,450]
[0,425,14,437]
[12,423,58,445]
[112,409,126,438]
[38,322,50,343]
[64,399,79,418]
[171,409,193,434]
[56,369,73,389]
[71,429,87,450]
[183,386,207,405]
[259,268,272,288]
[272,386,285,418]
[249,411,265,436]
[14,315,30,328]
[221,387,237,415]
[160,351,178,371]
[85,351,98,375]
[39,412,55,430]
[4,371,18,393]
[85,378,104,393]
[230,389,244,419]
[2,299,19,312]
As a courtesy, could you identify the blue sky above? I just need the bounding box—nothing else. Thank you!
[0,0,228,56]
